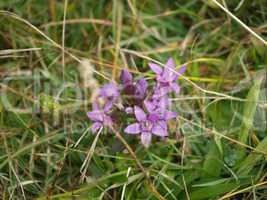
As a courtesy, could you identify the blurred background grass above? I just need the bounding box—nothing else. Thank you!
[0,0,266,199]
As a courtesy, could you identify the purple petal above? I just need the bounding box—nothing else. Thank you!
[158,96,170,110]
[91,122,102,133]
[125,107,133,114]
[153,86,170,98]
[171,83,180,94]
[141,132,152,148]
[164,111,177,120]
[99,83,119,98]
[104,101,114,112]
[178,65,186,75]
[152,123,168,137]
[92,101,100,111]
[87,111,103,121]
[135,77,147,97]
[149,63,162,75]
[158,120,168,130]
[134,106,146,122]
[124,123,141,134]
[103,115,113,126]
[172,65,187,81]
[163,58,175,80]
[120,69,133,85]
[166,58,175,68]
[144,100,155,113]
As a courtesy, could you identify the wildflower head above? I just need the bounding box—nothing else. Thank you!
[120,69,147,106]
[87,102,113,133]
[87,57,185,147]
[149,58,186,95]
[124,106,168,147]
[98,82,120,112]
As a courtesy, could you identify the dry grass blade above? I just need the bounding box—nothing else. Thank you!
[74,126,91,148]
[112,0,123,79]
[120,167,131,200]
[218,180,267,200]
[110,126,145,173]
[10,164,26,200]
[181,138,191,200]
[0,10,111,81]
[41,18,112,28]
[80,127,103,182]
[0,48,42,55]
[211,0,267,46]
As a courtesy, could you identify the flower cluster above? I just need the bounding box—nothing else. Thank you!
[87,58,186,147]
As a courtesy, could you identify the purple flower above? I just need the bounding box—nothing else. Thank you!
[124,106,169,147]
[120,69,147,106]
[120,69,133,85]
[87,102,113,133]
[86,58,183,147]
[98,83,120,112]
[144,94,170,113]
[135,77,147,99]
[144,97,177,120]
[149,58,186,97]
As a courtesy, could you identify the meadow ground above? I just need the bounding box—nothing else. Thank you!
[0,0,267,199]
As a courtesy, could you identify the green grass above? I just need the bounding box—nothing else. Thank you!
[0,0,267,199]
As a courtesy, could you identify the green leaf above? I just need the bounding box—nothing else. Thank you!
[238,77,263,159]
[175,170,201,195]
[207,100,240,131]
[192,178,229,187]
[179,178,251,200]
[201,141,223,178]
[238,77,263,143]
[237,136,267,176]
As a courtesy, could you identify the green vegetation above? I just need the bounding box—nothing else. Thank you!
[0,0,266,199]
